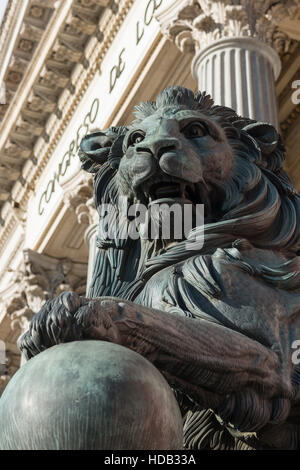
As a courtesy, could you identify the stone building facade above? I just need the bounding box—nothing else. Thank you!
[0,0,299,393]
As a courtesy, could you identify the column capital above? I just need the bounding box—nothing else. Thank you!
[156,0,298,56]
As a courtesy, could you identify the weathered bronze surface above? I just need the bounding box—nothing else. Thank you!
[0,341,183,450]
[4,86,300,450]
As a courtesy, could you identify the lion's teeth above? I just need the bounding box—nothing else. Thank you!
[155,183,181,198]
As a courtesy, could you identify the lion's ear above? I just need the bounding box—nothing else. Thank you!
[79,127,127,173]
[243,122,285,171]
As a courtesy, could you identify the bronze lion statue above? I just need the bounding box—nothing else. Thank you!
[19,86,300,450]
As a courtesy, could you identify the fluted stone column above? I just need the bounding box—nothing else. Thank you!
[192,37,280,126]
[157,0,297,128]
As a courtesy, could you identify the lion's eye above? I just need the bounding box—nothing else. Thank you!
[182,122,206,139]
[128,131,145,147]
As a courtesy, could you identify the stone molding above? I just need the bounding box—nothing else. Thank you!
[0,0,112,216]
[191,36,280,126]
[62,170,98,226]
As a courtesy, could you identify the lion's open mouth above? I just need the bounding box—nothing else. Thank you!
[132,175,212,237]
[146,182,197,205]
[132,178,209,243]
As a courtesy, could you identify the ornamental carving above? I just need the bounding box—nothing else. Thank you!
[5,249,87,335]
[63,174,97,226]
[157,0,298,54]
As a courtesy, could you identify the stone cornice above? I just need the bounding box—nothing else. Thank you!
[0,0,134,257]
[0,0,112,217]
[281,104,300,139]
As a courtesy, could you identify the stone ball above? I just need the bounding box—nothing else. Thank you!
[0,341,183,450]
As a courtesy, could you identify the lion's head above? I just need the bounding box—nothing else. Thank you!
[79,86,300,297]
[116,91,234,220]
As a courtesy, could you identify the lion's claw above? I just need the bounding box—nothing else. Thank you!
[18,292,120,360]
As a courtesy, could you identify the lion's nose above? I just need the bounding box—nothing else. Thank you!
[135,137,178,159]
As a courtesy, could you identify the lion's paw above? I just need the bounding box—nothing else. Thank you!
[18,292,120,361]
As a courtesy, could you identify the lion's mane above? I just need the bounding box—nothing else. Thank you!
[79,86,300,301]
